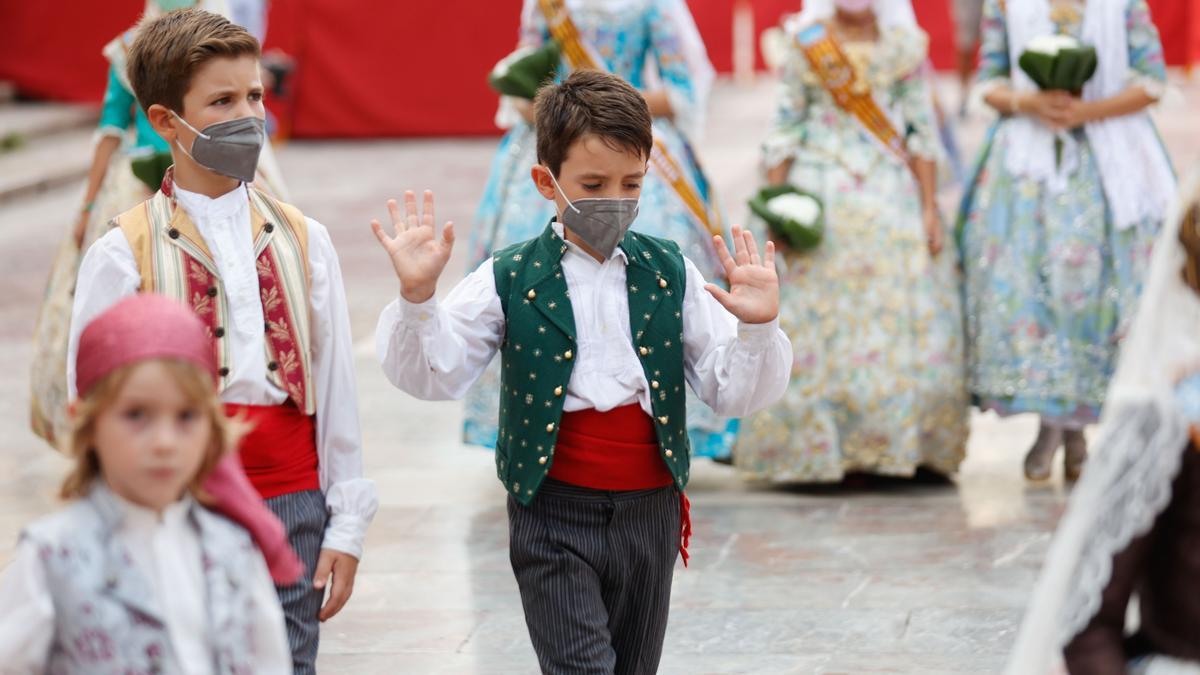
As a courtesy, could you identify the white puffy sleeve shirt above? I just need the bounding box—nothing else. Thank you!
[375,231,792,419]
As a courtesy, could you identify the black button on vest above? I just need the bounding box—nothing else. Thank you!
[167,228,180,239]
[264,222,275,233]
[206,286,218,298]
[214,327,225,338]
[267,361,279,372]
[218,367,230,377]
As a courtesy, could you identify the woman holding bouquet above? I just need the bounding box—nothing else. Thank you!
[959,0,1173,481]
[464,0,737,459]
[735,0,969,484]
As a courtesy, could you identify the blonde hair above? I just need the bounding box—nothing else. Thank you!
[61,359,243,503]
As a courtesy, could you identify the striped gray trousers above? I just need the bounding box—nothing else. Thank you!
[265,489,328,675]
[508,479,681,675]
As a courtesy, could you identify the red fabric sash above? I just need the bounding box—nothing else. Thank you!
[550,404,693,565]
[201,454,303,584]
[549,405,672,490]
[225,403,320,499]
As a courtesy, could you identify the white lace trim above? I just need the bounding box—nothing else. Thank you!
[1060,400,1188,640]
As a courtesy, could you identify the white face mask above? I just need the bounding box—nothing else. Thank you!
[545,167,640,258]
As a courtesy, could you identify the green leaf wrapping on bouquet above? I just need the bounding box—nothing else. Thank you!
[488,42,562,100]
[1053,47,1098,93]
[1019,41,1097,93]
[129,150,173,193]
[1018,51,1056,90]
[748,185,824,251]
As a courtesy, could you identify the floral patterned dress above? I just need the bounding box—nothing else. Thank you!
[735,24,970,483]
[463,0,736,457]
[958,0,1168,426]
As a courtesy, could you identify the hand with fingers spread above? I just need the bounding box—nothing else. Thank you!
[704,226,780,325]
[370,190,456,304]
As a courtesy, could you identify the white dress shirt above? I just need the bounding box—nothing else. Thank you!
[376,223,792,419]
[0,493,291,675]
[66,184,377,558]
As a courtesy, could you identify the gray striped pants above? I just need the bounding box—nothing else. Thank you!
[265,489,327,675]
[508,479,680,675]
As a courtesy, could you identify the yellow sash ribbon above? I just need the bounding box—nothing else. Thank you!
[797,24,909,163]
[535,0,722,241]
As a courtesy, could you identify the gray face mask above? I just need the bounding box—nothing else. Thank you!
[171,112,265,184]
[547,169,639,259]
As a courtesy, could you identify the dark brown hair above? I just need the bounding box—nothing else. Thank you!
[127,8,260,114]
[534,70,653,176]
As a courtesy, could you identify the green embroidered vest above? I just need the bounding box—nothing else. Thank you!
[493,223,691,505]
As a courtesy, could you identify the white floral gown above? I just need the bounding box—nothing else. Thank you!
[736,23,970,482]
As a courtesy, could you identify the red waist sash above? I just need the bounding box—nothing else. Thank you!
[549,404,673,490]
[549,404,692,565]
[225,403,320,499]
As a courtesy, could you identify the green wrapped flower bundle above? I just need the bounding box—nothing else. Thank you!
[1018,35,1097,95]
[129,149,174,193]
[748,185,824,252]
[1018,34,1097,165]
[488,42,562,100]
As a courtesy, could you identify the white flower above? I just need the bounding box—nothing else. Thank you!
[766,193,821,225]
[1025,34,1081,56]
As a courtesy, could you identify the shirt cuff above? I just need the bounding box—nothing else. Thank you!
[321,512,370,560]
[398,294,441,337]
[321,478,378,560]
[738,317,781,344]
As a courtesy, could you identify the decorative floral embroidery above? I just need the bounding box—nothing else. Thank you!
[738,23,968,482]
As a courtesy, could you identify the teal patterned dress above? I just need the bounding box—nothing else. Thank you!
[958,0,1169,426]
[735,24,970,483]
[463,0,735,457]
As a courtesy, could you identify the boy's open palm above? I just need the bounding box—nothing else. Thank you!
[371,190,455,304]
[704,226,780,325]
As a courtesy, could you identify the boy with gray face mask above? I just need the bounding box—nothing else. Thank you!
[371,69,792,673]
[67,10,377,673]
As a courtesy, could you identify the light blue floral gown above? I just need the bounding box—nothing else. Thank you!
[958,0,1169,426]
[463,0,737,458]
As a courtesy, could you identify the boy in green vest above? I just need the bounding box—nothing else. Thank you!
[372,70,791,673]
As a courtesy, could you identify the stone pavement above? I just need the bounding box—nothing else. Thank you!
[0,74,1198,674]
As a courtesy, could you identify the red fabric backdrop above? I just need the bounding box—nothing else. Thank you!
[2,0,1196,137]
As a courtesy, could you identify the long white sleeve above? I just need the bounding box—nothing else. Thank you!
[680,257,792,417]
[305,218,377,559]
[375,259,507,401]
[0,540,54,673]
[66,229,142,399]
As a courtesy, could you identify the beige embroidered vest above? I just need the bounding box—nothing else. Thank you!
[114,186,316,414]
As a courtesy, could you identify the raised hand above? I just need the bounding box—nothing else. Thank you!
[704,225,780,325]
[370,190,455,304]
